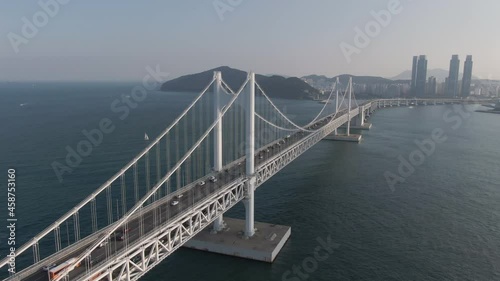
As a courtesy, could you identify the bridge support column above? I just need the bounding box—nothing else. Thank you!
[213,71,225,232]
[243,72,256,238]
[350,106,371,130]
[345,106,371,131]
[355,107,364,127]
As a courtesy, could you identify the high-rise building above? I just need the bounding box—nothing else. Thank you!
[415,55,427,97]
[411,56,418,96]
[427,76,437,96]
[461,55,473,97]
[446,55,460,97]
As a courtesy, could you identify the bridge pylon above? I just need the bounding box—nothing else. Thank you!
[325,77,362,142]
[184,71,291,263]
[243,72,256,238]
[213,71,225,232]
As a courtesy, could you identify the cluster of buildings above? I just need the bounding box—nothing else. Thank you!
[303,54,500,99]
[303,76,410,99]
[351,83,410,98]
[411,55,474,97]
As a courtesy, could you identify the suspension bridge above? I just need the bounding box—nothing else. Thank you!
[1,72,490,281]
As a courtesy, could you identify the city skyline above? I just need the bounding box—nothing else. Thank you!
[0,0,499,81]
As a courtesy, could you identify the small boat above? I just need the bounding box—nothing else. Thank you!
[318,100,330,104]
[144,133,149,141]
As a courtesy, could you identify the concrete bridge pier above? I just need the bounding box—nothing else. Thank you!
[349,106,371,130]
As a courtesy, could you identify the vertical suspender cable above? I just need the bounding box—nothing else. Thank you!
[106,185,112,225]
[205,94,210,173]
[115,200,119,222]
[133,163,139,204]
[184,117,189,185]
[156,142,161,197]
[165,134,170,196]
[192,103,196,180]
[176,124,180,191]
[139,205,144,238]
[73,212,80,242]
[241,97,244,159]
[32,243,40,264]
[145,152,150,204]
[121,174,126,219]
[91,198,97,233]
[54,227,61,252]
[65,221,70,247]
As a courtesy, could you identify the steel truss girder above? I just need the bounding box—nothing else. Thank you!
[74,181,246,281]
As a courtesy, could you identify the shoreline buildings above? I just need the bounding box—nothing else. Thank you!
[446,55,460,97]
[410,54,474,97]
[461,55,473,97]
[427,76,437,96]
[410,55,428,97]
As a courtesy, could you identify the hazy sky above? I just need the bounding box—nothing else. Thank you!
[1,0,499,81]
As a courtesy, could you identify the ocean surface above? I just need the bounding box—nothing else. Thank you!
[1,82,500,281]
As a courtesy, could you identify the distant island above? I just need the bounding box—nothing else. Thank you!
[161,66,320,100]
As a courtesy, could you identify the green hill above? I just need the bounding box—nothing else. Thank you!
[161,66,320,100]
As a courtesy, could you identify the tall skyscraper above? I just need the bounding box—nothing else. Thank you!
[411,56,418,96]
[415,55,427,97]
[427,76,437,96]
[446,55,460,97]
[461,55,473,97]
